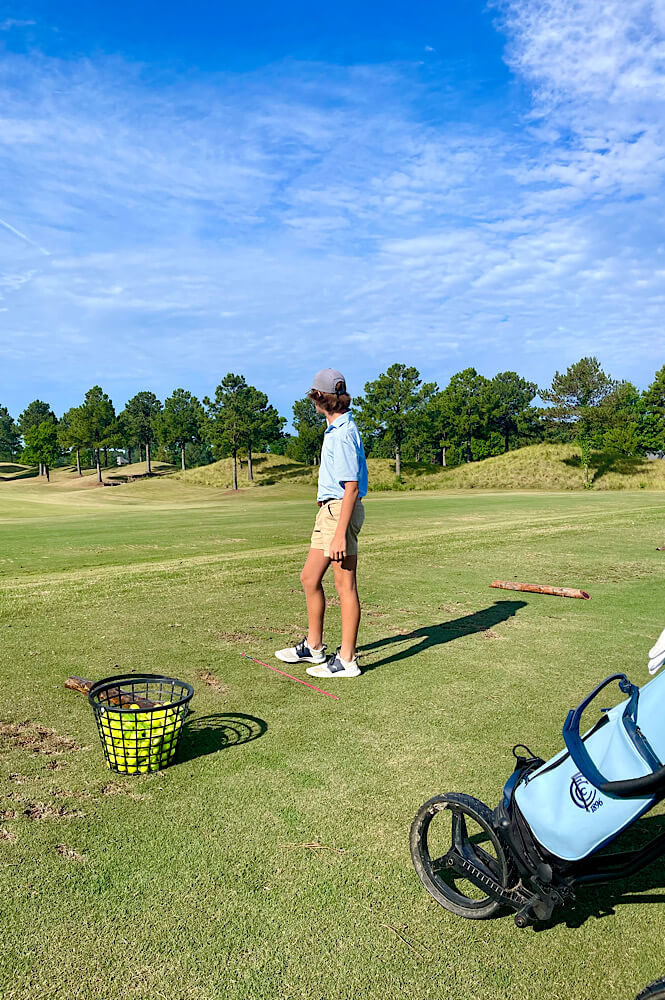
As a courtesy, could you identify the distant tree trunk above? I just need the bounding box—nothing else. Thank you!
[96,449,102,484]
[466,433,472,463]
[44,465,50,482]
[395,445,402,477]
[579,436,591,488]
[504,428,510,453]
[139,444,143,463]
[441,446,446,467]
[146,441,152,475]
[103,447,108,467]
[76,449,82,476]
[232,450,238,490]
[39,462,43,476]
[181,444,186,471]
[247,445,253,481]
[127,445,132,464]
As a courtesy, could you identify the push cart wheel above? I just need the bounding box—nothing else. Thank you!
[635,980,665,1000]
[410,792,510,919]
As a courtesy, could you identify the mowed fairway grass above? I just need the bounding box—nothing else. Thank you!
[1,474,665,1000]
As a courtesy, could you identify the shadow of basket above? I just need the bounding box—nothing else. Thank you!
[177,712,267,763]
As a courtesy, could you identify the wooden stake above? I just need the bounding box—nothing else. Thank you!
[64,676,156,709]
[490,581,590,600]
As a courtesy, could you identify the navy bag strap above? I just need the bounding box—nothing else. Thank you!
[562,674,646,792]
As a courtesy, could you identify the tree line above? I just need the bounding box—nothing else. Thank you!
[1,358,664,483]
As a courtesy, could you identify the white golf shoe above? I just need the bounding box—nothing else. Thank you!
[306,648,361,678]
[275,637,327,665]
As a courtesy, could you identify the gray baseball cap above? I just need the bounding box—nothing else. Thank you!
[309,368,347,394]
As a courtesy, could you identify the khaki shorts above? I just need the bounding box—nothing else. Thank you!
[311,499,365,557]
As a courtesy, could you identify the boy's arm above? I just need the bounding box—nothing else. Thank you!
[329,480,359,562]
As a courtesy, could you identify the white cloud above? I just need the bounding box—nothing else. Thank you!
[495,0,665,204]
[1,3,665,416]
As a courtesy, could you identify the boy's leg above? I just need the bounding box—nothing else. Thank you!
[300,547,331,650]
[332,555,360,662]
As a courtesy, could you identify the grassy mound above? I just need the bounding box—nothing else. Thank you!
[444,444,665,491]
[171,444,665,493]
[0,463,36,481]
[173,453,315,489]
[368,444,665,491]
[104,461,175,482]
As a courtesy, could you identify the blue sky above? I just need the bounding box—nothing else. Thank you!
[1,1,664,423]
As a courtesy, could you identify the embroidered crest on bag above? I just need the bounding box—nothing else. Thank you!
[570,772,603,812]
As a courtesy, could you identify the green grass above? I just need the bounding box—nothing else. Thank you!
[2,473,665,999]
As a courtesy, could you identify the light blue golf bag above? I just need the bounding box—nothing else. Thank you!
[411,665,665,927]
[514,669,665,862]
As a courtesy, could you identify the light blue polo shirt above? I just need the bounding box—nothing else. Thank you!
[317,410,368,501]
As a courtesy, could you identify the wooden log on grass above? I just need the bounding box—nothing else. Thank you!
[490,581,590,600]
[64,676,156,709]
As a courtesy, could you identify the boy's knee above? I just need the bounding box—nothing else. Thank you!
[300,568,318,591]
[334,571,357,595]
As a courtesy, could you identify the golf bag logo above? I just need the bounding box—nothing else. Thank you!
[570,772,603,812]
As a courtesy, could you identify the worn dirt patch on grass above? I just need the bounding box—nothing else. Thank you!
[22,802,85,821]
[197,669,230,694]
[363,605,393,620]
[101,782,147,801]
[0,721,81,756]
[56,844,86,862]
[217,630,259,644]
[1,828,17,843]
[0,809,18,820]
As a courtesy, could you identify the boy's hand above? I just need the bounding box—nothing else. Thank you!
[329,531,347,562]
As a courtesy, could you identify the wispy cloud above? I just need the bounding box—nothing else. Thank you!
[1,2,664,416]
[0,18,36,30]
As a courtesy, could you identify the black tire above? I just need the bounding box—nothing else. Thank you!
[635,980,665,1000]
[410,792,510,919]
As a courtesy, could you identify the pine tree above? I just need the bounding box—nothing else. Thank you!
[355,364,436,476]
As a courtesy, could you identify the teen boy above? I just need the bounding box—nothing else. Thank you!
[275,368,368,678]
